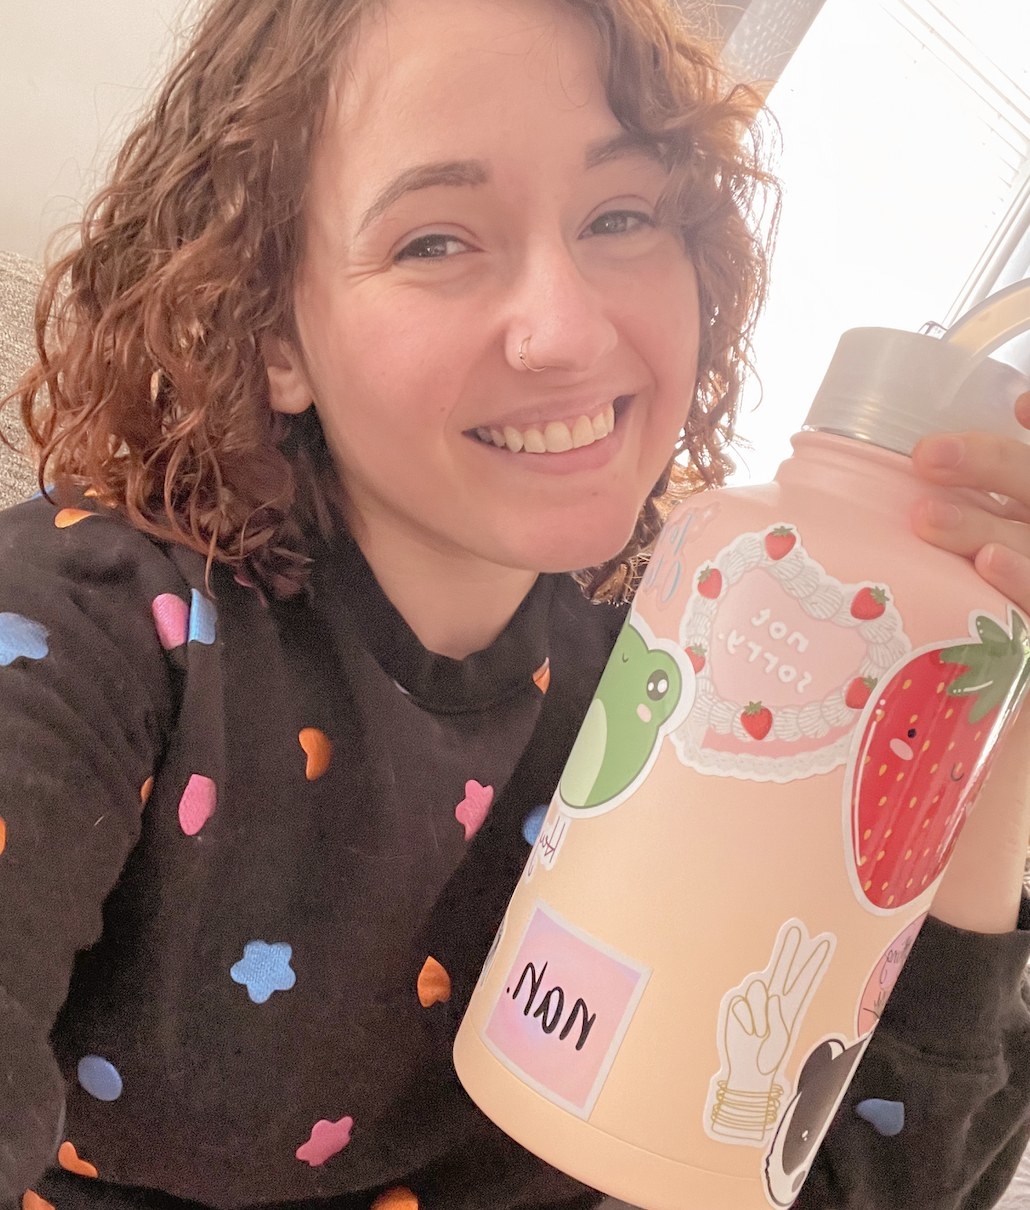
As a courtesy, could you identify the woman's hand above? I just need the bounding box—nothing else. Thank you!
[910,389,1030,933]
[910,390,1030,614]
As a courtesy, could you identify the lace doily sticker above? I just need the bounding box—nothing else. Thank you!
[671,525,911,783]
[482,901,650,1118]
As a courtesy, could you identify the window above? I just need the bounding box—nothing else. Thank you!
[727,0,1030,484]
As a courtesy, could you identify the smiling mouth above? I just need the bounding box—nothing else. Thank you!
[470,397,628,454]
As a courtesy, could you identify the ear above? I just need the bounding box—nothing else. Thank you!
[262,333,313,415]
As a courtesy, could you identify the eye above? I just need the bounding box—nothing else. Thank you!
[395,233,470,261]
[646,670,670,701]
[907,727,917,739]
[582,209,655,238]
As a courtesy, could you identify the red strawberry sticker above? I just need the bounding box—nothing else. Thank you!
[848,611,1030,911]
[741,701,773,741]
[685,643,707,673]
[764,526,797,560]
[845,676,876,710]
[851,587,888,620]
[697,567,723,599]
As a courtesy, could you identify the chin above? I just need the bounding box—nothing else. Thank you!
[517,521,640,579]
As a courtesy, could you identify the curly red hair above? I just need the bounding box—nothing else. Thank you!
[6,0,776,601]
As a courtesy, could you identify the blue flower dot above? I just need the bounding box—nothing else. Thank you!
[231,939,297,1004]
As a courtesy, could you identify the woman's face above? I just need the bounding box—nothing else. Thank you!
[271,0,700,582]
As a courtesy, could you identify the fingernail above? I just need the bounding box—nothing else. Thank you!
[981,543,1020,576]
[923,499,963,529]
[920,436,965,469]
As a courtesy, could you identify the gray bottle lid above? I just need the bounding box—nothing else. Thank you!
[804,280,1030,455]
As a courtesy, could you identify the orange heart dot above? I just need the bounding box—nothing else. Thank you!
[371,1188,419,1210]
[0,815,6,856]
[298,728,332,780]
[140,776,155,805]
[22,1193,55,1210]
[416,956,452,1008]
[58,1141,99,1178]
[532,659,551,694]
[54,509,93,529]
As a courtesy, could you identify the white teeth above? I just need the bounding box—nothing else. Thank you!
[476,404,619,454]
[543,420,573,453]
[572,415,595,447]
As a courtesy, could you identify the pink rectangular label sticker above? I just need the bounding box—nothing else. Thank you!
[483,902,650,1118]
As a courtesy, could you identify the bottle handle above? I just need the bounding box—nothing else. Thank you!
[940,278,1030,362]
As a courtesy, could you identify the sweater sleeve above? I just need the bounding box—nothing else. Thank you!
[0,501,179,1204]
[797,898,1030,1209]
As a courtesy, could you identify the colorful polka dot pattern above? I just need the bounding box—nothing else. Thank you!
[230,940,297,1003]
[416,957,452,1008]
[295,1115,354,1166]
[0,519,556,1193]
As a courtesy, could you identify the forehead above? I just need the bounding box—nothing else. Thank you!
[318,0,613,169]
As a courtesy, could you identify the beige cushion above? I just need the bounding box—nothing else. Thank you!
[0,250,44,508]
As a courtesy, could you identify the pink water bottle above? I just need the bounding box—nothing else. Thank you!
[453,284,1030,1208]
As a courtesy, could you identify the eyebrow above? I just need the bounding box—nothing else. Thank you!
[584,130,665,170]
[355,133,665,236]
[356,161,489,235]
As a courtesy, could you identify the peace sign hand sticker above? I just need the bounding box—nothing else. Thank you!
[705,919,835,1146]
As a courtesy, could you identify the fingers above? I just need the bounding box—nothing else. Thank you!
[911,428,1030,507]
[910,492,1030,562]
[910,402,1030,614]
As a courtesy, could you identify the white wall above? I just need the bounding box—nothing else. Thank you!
[0,0,195,260]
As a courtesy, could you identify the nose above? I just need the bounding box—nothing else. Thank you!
[505,238,618,374]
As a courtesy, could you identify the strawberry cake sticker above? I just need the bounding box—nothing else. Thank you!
[672,526,911,782]
[844,609,1030,913]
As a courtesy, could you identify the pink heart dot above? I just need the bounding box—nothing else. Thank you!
[178,774,217,836]
[152,594,189,649]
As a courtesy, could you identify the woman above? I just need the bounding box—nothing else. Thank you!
[2,0,1030,1206]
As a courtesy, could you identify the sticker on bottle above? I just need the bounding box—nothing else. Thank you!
[844,609,1030,914]
[671,525,911,783]
[556,612,696,819]
[705,917,835,1148]
[856,915,925,1033]
[481,902,650,1118]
